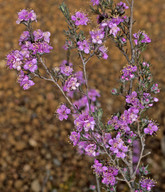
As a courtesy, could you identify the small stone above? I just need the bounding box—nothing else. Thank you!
[53,158,61,166]
[0,173,6,182]
[29,139,37,147]
[15,141,26,151]
[23,164,31,172]
[14,180,23,189]
[31,180,41,192]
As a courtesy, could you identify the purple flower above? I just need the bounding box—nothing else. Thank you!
[71,11,89,26]
[102,133,112,148]
[120,107,139,126]
[102,166,118,186]
[57,104,71,121]
[77,40,90,54]
[93,159,108,175]
[63,76,80,92]
[69,131,80,146]
[93,160,118,186]
[126,91,139,106]
[43,32,51,43]
[108,22,120,37]
[33,29,51,43]
[74,112,95,132]
[85,143,99,156]
[109,133,128,158]
[29,42,53,54]
[6,50,23,71]
[90,29,105,44]
[19,31,30,45]
[33,29,43,41]
[140,178,155,191]
[77,141,88,154]
[75,71,85,84]
[98,46,108,59]
[91,0,99,6]
[21,41,32,49]
[141,92,153,108]
[88,89,100,102]
[111,17,124,25]
[121,65,137,81]
[73,96,88,110]
[16,9,37,24]
[24,58,38,72]
[117,2,129,10]
[126,93,144,110]
[127,107,139,123]
[60,60,73,76]
[133,31,151,45]
[17,70,35,90]
[20,48,30,58]
[108,116,120,130]
[144,121,158,135]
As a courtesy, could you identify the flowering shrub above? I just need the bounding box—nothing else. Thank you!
[6,0,160,191]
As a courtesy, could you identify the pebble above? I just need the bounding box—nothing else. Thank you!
[31,180,41,192]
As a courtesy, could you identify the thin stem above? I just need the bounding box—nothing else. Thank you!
[142,151,151,158]
[39,57,76,110]
[116,177,125,182]
[125,0,130,6]
[132,121,145,179]
[95,174,101,192]
[116,160,133,191]
[85,52,95,64]
[79,51,91,113]
[129,0,135,64]
[102,145,133,191]
[33,73,53,82]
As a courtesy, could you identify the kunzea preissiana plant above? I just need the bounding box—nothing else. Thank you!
[6,0,160,191]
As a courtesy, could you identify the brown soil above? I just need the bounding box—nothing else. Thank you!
[0,0,165,191]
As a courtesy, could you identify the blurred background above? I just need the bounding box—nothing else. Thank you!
[0,0,165,191]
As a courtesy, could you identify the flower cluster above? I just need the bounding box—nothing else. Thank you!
[93,159,118,186]
[77,40,90,54]
[151,83,160,94]
[74,112,95,132]
[73,88,100,112]
[133,31,151,45]
[140,178,156,191]
[141,92,158,108]
[121,65,137,81]
[90,29,105,44]
[17,70,35,90]
[16,9,37,24]
[56,104,71,121]
[71,11,89,26]
[7,9,53,90]
[117,2,129,11]
[63,76,80,92]
[60,60,73,76]
[91,0,100,6]
[108,133,128,158]
[109,22,120,37]
[144,121,158,135]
